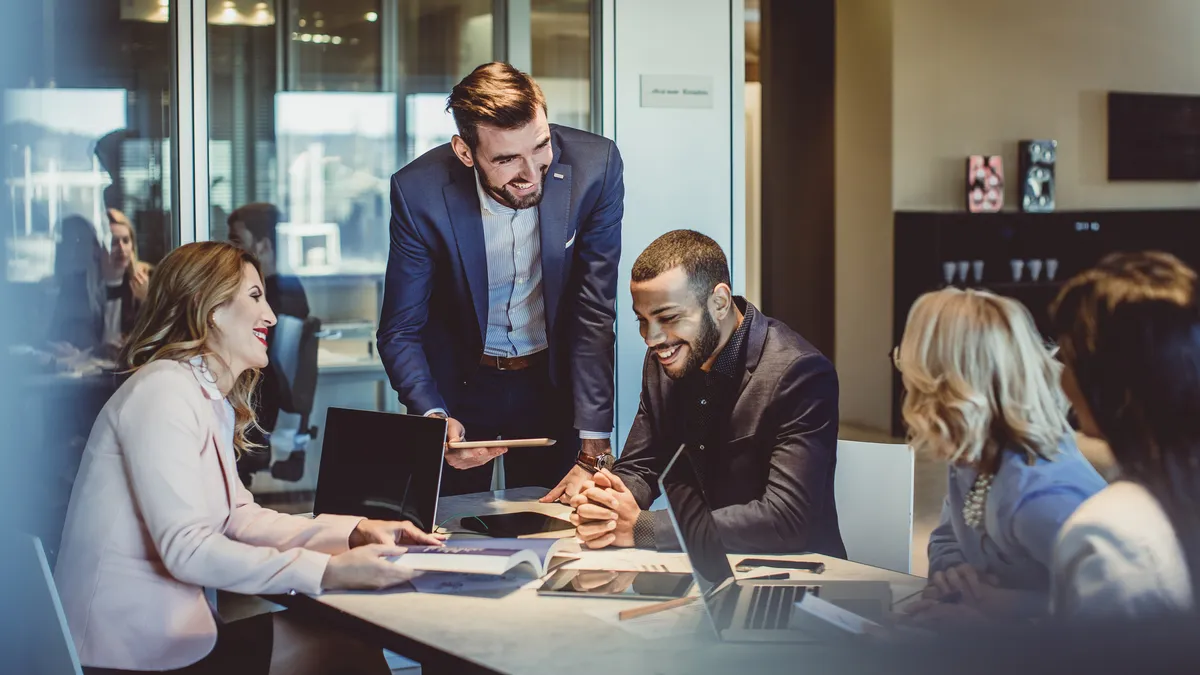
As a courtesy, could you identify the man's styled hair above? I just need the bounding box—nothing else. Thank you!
[228,203,282,252]
[446,62,548,151]
[631,230,731,303]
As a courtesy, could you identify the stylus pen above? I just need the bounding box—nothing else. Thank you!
[618,596,697,621]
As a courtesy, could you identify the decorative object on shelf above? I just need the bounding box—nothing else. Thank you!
[1028,259,1043,282]
[942,261,956,286]
[1019,140,1057,213]
[966,155,1004,213]
[1046,259,1059,281]
[972,260,984,284]
[957,260,970,285]
[1010,259,1025,283]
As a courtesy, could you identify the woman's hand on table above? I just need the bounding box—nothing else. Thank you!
[350,519,445,548]
[322,544,415,591]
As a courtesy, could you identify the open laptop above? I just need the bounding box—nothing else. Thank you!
[659,445,892,643]
[313,408,447,532]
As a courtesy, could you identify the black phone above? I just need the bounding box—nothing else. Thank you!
[537,570,694,600]
[734,558,826,574]
[457,512,575,538]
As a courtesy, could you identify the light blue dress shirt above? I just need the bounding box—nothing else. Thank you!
[927,436,1107,591]
[475,173,549,359]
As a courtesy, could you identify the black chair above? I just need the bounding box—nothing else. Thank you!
[266,314,322,482]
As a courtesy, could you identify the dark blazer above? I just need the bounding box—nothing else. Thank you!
[377,125,623,432]
[614,301,846,557]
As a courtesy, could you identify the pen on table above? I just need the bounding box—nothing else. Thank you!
[618,596,697,621]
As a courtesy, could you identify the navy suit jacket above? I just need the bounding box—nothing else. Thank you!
[377,125,623,433]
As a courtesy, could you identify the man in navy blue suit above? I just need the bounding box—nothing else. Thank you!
[378,63,623,499]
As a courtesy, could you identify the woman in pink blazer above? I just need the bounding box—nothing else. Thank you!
[54,241,442,674]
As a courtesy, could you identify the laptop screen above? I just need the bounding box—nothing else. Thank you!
[659,444,736,595]
[313,408,447,531]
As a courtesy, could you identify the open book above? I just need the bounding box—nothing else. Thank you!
[390,538,579,577]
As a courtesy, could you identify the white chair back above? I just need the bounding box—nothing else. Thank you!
[834,440,915,574]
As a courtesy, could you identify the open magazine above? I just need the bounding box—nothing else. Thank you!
[390,538,580,577]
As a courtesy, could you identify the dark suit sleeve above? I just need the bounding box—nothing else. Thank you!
[376,176,445,415]
[708,353,839,553]
[567,142,623,433]
[612,351,669,508]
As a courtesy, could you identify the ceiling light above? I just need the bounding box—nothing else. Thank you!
[365,11,378,22]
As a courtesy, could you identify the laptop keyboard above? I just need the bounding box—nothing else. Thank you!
[744,585,809,630]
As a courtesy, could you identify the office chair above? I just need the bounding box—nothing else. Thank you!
[267,314,322,482]
[0,531,84,675]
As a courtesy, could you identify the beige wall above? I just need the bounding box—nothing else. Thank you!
[893,0,1200,210]
[835,0,893,431]
[836,0,1200,432]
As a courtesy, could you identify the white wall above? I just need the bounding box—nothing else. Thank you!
[604,0,745,451]
[893,0,1200,211]
[835,0,893,432]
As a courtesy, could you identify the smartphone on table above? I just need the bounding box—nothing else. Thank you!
[734,558,826,574]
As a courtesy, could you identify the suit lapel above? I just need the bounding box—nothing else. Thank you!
[538,157,572,336]
[444,167,488,344]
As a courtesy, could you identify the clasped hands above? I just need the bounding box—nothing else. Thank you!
[568,469,640,549]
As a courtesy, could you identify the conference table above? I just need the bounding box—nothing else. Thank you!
[268,487,926,675]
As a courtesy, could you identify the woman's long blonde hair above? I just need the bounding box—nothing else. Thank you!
[120,241,264,455]
[896,288,1070,469]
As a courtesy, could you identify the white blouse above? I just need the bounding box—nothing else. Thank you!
[1051,480,1193,620]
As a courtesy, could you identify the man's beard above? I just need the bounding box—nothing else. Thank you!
[479,166,548,210]
[666,310,722,381]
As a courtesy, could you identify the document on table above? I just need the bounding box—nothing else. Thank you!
[408,571,542,595]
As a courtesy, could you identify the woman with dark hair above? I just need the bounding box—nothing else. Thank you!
[1050,251,1200,619]
[54,241,442,674]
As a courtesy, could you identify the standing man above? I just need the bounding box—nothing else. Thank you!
[378,63,623,498]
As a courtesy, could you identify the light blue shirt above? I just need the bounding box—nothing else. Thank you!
[927,436,1107,592]
[475,173,549,359]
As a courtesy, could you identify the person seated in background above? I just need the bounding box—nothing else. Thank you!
[227,203,309,320]
[568,230,846,556]
[1050,251,1200,620]
[48,209,151,359]
[54,241,440,675]
[227,203,310,484]
[894,288,1105,628]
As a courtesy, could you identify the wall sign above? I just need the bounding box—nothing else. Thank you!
[639,75,714,109]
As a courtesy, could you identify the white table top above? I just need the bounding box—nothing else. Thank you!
[296,487,926,675]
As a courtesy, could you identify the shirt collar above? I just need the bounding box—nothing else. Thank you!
[188,356,224,401]
[711,301,755,380]
[474,170,518,216]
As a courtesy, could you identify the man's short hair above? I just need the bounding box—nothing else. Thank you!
[631,230,731,303]
[228,203,282,252]
[447,62,548,152]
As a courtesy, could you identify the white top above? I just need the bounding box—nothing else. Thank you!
[102,278,124,346]
[1051,480,1193,619]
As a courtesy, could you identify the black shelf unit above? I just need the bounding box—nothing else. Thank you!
[890,209,1200,436]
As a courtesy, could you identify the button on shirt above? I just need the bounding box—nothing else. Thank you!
[475,174,548,358]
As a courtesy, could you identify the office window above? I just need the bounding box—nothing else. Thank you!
[531,0,594,131]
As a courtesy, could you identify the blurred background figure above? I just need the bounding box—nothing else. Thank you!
[228,203,312,485]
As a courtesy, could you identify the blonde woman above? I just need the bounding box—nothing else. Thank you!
[894,288,1105,624]
[54,241,442,674]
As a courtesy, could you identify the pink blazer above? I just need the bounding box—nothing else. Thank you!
[54,359,362,671]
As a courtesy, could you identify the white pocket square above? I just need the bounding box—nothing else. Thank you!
[565,232,576,248]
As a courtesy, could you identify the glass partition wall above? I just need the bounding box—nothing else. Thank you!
[204,0,597,503]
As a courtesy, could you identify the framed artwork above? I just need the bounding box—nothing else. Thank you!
[966,155,1004,212]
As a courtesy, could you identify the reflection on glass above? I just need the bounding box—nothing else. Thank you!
[532,0,593,130]
[274,91,394,276]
